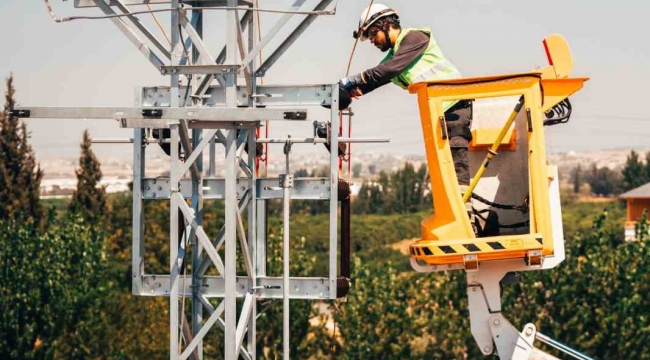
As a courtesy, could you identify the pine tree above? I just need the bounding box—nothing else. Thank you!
[622,150,645,191]
[573,164,582,194]
[69,130,106,223]
[643,151,650,186]
[0,74,43,223]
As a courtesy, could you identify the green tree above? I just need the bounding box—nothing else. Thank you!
[254,232,330,359]
[0,217,107,359]
[634,209,649,242]
[503,209,650,359]
[0,74,43,223]
[622,150,646,191]
[352,163,362,178]
[572,164,582,194]
[332,258,475,359]
[388,163,428,213]
[353,182,384,214]
[585,163,622,196]
[353,163,430,215]
[69,130,106,223]
[643,151,650,186]
[294,168,309,177]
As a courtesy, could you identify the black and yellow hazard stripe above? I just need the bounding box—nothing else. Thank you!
[409,233,544,265]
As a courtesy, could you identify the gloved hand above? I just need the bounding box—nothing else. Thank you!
[349,87,363,99]
[339,73,364,91]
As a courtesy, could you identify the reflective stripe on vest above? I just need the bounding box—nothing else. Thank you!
[411,59,462,83]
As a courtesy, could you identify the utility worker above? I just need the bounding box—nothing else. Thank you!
[341,4,473,188]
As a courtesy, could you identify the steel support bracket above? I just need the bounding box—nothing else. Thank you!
[489,315,536,360]
[464,254,479,272]
[279,174,294,189]
[526,250,543,267]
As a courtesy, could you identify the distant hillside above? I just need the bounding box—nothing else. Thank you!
[38,147,649,195]
[549,148,650,177]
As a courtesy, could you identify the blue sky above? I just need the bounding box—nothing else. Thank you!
[1,0,649,161]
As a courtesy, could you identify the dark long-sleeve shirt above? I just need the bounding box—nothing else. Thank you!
[357,30,430,95]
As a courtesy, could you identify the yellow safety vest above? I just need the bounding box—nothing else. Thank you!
[381,27,462,111]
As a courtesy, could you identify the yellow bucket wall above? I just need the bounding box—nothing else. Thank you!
[407,73,588,267]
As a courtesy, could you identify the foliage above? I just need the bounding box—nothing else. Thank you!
[584,163,623,196]
[6,140,650,359]
[354,162,430,214]
[502,208,650,359]
[333,258,476,359]
[0,216,106,359]
[572,164,582,194]
[634,209,649,242]
[69,130,106,223]
[560,198,625,240]
[265,211,423,275]
[621,150,646,192]
[644,152,650,185]
[352,163,362,178]
[0,74,43,224]
[254,233,330,359]
[618,149,650,193]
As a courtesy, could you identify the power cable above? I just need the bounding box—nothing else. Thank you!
[345,0,374,76]
[254,0,264,86]
[43,0,64,23]
[177,22,193,106]
[43,2,337,23]
[254,0,269,172]
[147,3,172,46]
[544,99,572,126]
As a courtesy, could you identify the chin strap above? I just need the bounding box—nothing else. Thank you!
[380,18,400,52]
[384,31,392,50]
[381,20,392,50]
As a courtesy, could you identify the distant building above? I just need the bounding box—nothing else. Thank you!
[619,183,650,241]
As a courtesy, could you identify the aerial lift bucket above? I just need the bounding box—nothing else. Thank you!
[407,35,589,272]
[406,34,593,360]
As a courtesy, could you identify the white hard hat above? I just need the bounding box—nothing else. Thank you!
[353,4,398,41]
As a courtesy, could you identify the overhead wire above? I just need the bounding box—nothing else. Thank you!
[43,3,337,23]
[147,3,172,46]
[43,0,64,23]
[178,22,193,106]
[340,0,376,180]
[345,0,374,76]
[253,0,269,173]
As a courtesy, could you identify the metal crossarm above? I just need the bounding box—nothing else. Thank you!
[12,106,307,124]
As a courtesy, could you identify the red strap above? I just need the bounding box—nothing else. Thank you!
[543,39,554,66]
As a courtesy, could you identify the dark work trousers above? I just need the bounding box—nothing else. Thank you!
[445,101,473,186]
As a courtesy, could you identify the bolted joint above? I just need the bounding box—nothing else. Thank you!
[279,174,294,189]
